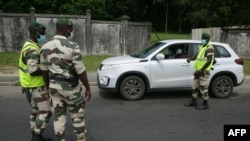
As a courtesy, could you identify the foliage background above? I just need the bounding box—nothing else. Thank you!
[0,0,250,33]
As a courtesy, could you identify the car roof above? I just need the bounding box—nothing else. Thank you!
[158,39,229,46]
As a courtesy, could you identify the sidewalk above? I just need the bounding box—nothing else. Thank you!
[0,72,97,86]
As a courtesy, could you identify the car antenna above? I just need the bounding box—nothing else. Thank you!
[152,28,160,41]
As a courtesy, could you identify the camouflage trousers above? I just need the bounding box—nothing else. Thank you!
[192,71,210,100]
[49,86,86,141]
[30,86,52,135]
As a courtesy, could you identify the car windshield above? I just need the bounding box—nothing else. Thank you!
[131,42,166,58]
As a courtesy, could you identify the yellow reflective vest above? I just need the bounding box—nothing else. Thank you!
[18,41,44,88]
[194,43,214,71]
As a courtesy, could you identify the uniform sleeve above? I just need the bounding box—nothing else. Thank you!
[72,43,86,74]
[206,44,214,56]
[24,48,40,74]
[40,48,49,71]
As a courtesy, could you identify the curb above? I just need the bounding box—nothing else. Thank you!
[0,81,19,86]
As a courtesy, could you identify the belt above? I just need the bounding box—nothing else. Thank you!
[24,86,45,90]
[50,75,69,82]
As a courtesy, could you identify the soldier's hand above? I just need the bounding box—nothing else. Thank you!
[85,90,91,102]
[193,70,200,75]
[21,87,25,94]
[193,70,204,77]
[45,89,50,100]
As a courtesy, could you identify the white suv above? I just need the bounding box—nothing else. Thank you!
[97,40,244,100]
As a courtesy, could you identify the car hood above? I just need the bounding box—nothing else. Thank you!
[102,55,143,64]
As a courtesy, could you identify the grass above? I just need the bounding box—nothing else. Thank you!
[0,33,249,75]
[82,55,114,71]
[151,32,192,43]
[244,59,250,76]
[0,52,113,72]
[0,52,19,67]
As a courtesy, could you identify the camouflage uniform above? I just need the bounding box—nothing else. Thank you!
[40,35,87,141]
[19,40,52,135]
[29,86,52,134]
[192,70,210,100]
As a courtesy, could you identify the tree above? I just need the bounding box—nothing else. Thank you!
[1,0,30,13]
[230,0,250,26]
[153,0,170,33]
[172,0,188,33]
[1,0,250,32]
[174,0,235,28]
[105,0,138,21]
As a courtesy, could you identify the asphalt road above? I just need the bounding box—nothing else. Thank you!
[0,79,249,141]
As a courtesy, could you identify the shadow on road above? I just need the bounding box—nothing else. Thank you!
[99,89,192,101]
[98,89,245,101]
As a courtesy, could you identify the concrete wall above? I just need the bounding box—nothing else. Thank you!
[0,9,151,56]
[221,30,250,59]
[0,15,30,52]
[192,27,250,58]
[37,17,87,53]
[91,21,121,55]
[192,27,222,42]
[127,22,151,55]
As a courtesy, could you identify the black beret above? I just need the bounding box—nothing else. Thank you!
[29,21,45,29]
[202,33,211,39]
[56,18,73,26]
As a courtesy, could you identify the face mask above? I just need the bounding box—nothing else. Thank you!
[201,39,207,45]
[68,32,74,40]
[176,49,182,54]
[37,35,46,43]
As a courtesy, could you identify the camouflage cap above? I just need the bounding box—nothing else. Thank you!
[201,32,211,39]
[56,18,73,26]
[29,21,45,29]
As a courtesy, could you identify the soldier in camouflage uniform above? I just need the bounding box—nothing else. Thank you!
[184,33,214,110]
[40,18,91,141]
[18,22,52,141]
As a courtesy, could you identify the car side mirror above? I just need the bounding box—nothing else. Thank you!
[156,53,165,60]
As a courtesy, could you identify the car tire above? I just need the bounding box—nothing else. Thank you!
[119,76,146,100]
[210,75,233,98]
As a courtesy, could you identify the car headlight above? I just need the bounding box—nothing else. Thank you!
[100,64,119,71]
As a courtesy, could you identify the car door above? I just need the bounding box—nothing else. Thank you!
[149,43,195,88]
[186,43,200,86]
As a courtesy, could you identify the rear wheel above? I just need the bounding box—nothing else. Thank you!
[119,76,146,100]
[210,76,233,98]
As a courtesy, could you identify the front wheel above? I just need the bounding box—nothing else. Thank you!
[210,75,233,98]
[119,76,146,100]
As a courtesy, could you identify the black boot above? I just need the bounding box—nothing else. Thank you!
[40,129,52,141]
[184,98,197,107]
[31,131,52,141]
[196,100,209,110]
[40,136,53,141]
[31,132,42,141]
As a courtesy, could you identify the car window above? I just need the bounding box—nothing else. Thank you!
[132,42,166,58]
[187,43,231,58]
[158,46,176,59]
[159,43,188,59]
[187,43,200,58]
[213,45,231,58]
